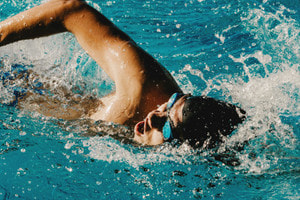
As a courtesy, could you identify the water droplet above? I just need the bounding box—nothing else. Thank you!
[176,24,181,29]
[65,167,73,172]
[96,181,102,185]
[19,131,26,136]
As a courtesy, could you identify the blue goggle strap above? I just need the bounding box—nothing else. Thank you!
[162,93,184,140]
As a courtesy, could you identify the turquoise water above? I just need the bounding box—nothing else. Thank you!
[0,0,299,199]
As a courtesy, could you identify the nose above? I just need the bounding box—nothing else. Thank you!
[147,110,167,130]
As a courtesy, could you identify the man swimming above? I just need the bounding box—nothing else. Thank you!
[0,0,246,147]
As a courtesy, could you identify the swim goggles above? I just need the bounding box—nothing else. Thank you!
[162,93,184,140]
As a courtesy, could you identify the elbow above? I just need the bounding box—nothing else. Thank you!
[59,0,85,6]
[56,0,88,16]
[64,0,88,11]
[55,0,90,29]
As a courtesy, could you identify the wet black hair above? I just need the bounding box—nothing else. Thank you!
[173,96,246,148]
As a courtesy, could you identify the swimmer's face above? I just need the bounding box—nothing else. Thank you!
[133,96,186,145]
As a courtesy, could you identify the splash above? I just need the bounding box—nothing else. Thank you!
[214,3,300,173]
[219,66,299,173]
[0,0,298,175]
[82,136,200,169]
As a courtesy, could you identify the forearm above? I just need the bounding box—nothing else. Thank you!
[0,0,85,46]
[0,0,143,85]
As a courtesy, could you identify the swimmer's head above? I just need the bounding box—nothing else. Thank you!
[133,93,246,147]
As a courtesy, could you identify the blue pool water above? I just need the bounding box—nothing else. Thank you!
[0,0,299,199]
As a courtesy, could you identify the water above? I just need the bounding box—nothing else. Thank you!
[0,0,299,199]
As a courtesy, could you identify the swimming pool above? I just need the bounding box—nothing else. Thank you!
[0,0,299,199]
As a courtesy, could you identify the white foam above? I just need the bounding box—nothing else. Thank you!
[82,136,197,168]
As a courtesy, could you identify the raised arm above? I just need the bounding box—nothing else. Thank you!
[0,0,77,46]
[0,0,135,81]
[0,0,181,124]
[0,0,132,44]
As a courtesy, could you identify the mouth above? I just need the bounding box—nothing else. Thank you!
[134,121,145,135]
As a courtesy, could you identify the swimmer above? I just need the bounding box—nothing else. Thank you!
[0,0,246,148]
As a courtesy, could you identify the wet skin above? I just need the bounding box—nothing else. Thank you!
[0,1,245,147]
[133,95,187,145]
[0,0,182,127]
